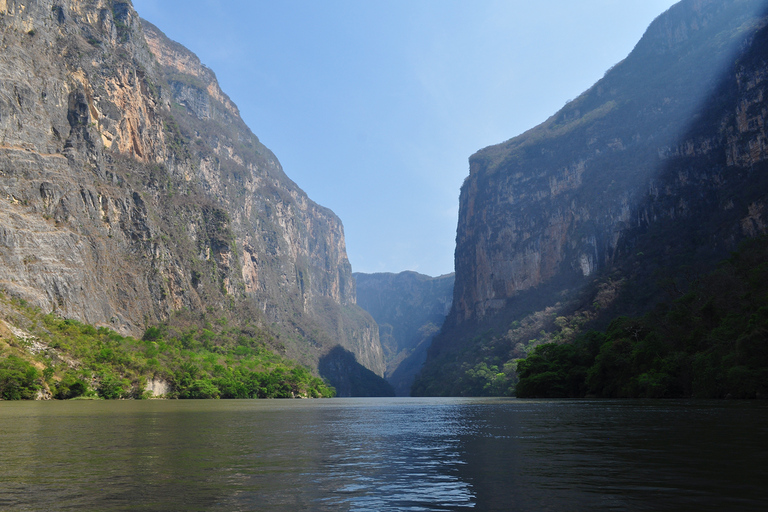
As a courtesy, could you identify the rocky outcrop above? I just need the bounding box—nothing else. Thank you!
[144,377,170,398]
[0,0,385,389]
[415,0,768,395]
[354,271,454,395]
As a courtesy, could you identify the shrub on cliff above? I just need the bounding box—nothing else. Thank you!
[0,356,41,400]
[0,298,336,400]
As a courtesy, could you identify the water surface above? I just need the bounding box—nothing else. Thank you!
[1,398,766,511]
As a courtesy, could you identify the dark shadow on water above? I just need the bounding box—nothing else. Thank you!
[455,399,768,511]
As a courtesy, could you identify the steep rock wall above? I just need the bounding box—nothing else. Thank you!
[0,0,385,381]
[354,271,454,395]
[451,0,768,326]
[415,0,768,395]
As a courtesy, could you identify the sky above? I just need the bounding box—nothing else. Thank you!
[131,0,680,277]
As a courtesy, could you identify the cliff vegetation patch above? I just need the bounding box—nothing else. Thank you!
[0,296,335,400]
[515,236,768,399]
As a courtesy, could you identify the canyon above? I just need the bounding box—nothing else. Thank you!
[354,271,454,395]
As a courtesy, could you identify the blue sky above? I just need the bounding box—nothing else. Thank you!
[131,0,680,277]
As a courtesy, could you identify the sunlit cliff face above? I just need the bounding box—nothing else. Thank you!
[0,0,385,384]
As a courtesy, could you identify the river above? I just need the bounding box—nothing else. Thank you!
[1,398,766,511]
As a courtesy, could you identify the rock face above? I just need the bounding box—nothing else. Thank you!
[354,271,454,395]
[415,0,768,395]
[0,0,385,390]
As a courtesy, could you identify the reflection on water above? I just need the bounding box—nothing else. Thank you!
[1,398,767,511]
[457,400,768,511]
[306,401,475,510]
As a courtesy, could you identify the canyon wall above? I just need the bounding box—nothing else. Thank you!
[415,0,768,395]
[0,0,385,389]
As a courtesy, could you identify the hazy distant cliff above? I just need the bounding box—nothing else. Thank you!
[0,0,385,390]
[414,0,768,395]
[354,271,453,395]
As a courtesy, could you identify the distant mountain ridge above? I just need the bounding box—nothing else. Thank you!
[413,0,768,396]
[354,271,454,395]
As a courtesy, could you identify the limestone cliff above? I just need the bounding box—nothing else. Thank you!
[414,0,768,395]
[0,0,385,390]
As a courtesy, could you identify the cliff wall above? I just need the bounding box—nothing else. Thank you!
[452,0,768,325]
[415,0,768,395]
[0,0,385,386]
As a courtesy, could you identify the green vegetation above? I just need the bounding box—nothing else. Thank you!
[411,326,519,397]
[0,356,41,400]
[515,236,768,399]
[162,113,193,161]
[457,361,516,396]
[0,300,335,400]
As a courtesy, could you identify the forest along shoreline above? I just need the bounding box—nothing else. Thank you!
[0,300,335,400]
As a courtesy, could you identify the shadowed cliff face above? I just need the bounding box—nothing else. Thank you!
[453,0,768,325]
[318,346,395,397]
[450,0,768,324]
[415,0,768,395]
[0,0,385,385]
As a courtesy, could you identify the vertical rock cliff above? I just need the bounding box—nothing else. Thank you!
[0,0,386,390]
[414,0,768,395]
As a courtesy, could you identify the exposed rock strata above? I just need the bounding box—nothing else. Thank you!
[0,0,385,385]
[452,0,768,325]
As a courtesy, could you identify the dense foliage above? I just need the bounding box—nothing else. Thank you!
[0,355,41,400]
[515,237,768,399]
[0,304,335,400]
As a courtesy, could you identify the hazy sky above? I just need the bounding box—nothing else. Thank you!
[131,0,679,277]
